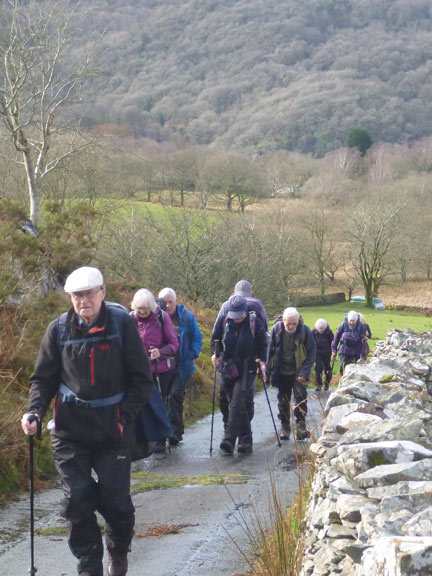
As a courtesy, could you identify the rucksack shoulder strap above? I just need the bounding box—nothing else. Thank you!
[106,303,126,347]
[274,321,283,344]
[248,310,256,337]
[57,312,69,348]
[156,308,167,344]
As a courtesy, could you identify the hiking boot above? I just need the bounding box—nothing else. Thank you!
[153,440,166,454]
[107,553,128,576]
[315,386,321,392]
[324,383,330,391]
[279,425,290,440]
[237,441,253,453]
[79,563,103,576]
[169,434,182,446]
[220,439,234,454]
[296,421,310,440]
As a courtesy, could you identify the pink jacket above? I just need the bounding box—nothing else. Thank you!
[130,308,179,374]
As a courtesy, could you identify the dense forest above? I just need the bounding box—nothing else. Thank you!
[70,0,432,155]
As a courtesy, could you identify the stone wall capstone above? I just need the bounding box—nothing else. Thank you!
[300,329,432,576]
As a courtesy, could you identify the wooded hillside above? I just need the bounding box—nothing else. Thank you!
[75,0,432,155]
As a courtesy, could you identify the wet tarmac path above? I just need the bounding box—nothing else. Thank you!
[0,388,328,575]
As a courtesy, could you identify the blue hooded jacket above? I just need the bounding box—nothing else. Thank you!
[176,304,203,380]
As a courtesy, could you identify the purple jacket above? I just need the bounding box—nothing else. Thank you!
[312,326,334,357]
[332,320,367,359]
[130,308,179,374]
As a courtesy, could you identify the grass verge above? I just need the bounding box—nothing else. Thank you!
[131,471,251,492]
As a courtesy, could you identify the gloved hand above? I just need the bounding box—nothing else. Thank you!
[21,412,40,436]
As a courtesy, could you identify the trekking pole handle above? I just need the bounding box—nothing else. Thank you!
[256,359,267,382]
[214,339,221,358]
[28,413,42,440]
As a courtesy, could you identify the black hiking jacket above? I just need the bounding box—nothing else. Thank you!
[28,302,153,449]
[266,318,316,387]
[211,313,267,377]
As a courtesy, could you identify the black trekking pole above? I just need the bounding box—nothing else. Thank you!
[210,340,221,455]
[28,414,42,576]
[258,361,281,447]
[154,361,162,397]
[150,347,162,396]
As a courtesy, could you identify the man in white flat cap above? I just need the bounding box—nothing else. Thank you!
[21,266,153,576]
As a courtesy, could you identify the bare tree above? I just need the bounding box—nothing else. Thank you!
[346,199,403,307]
[342,262,361,302]
[202,151,265,212]
[164,147,203,207]
[139,157,161,202]
[300,208,339,296]
[263,150,315,197]
[0,0,100,226]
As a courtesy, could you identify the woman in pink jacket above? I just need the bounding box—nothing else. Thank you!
[130,288,179,452]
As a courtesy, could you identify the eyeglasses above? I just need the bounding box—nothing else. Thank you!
[70,288,102,301]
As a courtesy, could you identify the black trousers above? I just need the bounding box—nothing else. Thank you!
[315,352,332,387]
[276,374,308,425]
[167,374,192,438]
[219,374,256,431]
[51,435,134,575]
[219,372,255,446]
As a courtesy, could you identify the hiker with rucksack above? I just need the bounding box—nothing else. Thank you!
[215,279,268,431]
[21,267,154,576]
[130,288,179,453]
[158,287,203,446]
[332,310,367,374]
[266,307,316,441]
[210,295,267,454]
[312,318,334,391]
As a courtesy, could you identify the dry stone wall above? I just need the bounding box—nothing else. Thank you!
[300,329,432,576]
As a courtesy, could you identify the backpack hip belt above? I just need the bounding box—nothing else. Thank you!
[59,382,125,408]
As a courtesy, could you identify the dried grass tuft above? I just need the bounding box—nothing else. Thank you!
[135,522,199,537]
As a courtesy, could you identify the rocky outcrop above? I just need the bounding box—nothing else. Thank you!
[300,329,432,576]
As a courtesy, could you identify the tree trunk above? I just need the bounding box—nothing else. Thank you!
[23,150,41,227]
[364,285,374,307]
